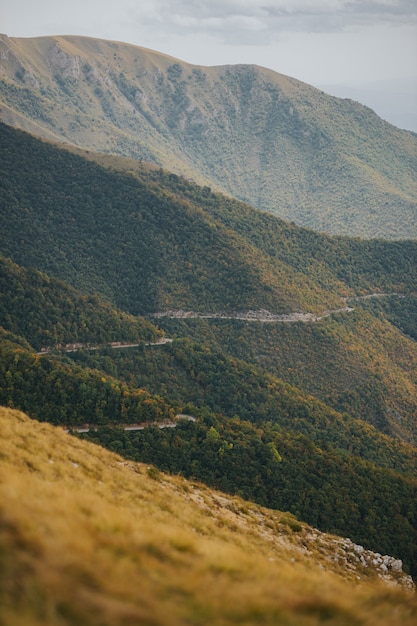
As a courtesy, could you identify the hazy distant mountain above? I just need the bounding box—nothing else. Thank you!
[0,34,416,239]
[319,78,417,134]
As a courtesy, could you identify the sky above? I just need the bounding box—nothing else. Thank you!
[1,0,417,130]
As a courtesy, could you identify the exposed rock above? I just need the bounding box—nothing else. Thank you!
[326,538,414,590]
[47,44,80,80]
[22,68,40,90]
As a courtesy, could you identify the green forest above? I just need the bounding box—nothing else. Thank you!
[1,326,416,576]
[1,121,416,320]
[1,121,417,579]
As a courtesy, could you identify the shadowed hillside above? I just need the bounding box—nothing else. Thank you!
[1,121,416,319]
[0,34,416,238]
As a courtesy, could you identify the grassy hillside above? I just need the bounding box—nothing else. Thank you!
[0,34,416,238]
[1,406,416,626]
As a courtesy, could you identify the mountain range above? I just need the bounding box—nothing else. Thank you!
[1,117,417,571]
[0,33,416,239]
[1,32,417,624]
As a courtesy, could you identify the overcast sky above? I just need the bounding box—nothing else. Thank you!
[1,0,416,130]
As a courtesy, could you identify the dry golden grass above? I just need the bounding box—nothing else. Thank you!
[0,406,415,626]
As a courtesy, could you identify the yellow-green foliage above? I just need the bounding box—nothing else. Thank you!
[0,407,415,626]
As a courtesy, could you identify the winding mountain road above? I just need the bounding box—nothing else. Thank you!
[38,293,408,355]
[151,293,406,324]
[152,306,354,323]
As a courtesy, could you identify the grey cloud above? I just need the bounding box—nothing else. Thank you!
[131,0,417,43]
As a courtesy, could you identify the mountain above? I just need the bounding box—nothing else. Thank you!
[1,121,416,317]
[0,34,416,239]
[0,144,417,575]
[1,120,417,442]
[1,118,417,578]
[1,406,416,626]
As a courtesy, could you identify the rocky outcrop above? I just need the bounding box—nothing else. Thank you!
[324,537,414,589]
[47,43,81,80]
[184,484,415,590]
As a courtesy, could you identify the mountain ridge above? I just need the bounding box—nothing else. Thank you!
[1,33,416,238]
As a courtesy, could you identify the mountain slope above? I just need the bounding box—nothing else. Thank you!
[0,253,163,351]
[1,406,415,626]
[1,121,416,320]
[1,121,416,442]
[154,304,417,444]
[0,122,344,316]
[0,34,416,238]
[1,262,417,575]
[0,256,162,350]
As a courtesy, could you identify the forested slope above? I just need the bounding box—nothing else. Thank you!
[0,256,162,350]
[1,120,417,577]
[1,121,416,320]
[1,258,417,575]
[155,303,417,444]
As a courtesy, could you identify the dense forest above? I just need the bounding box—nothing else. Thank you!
[1,121,417,578]
[1,121,416,441]
[152,304,417,443]
[1,121,416,318]
[0,256,162,350]
[1,257,417,575]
